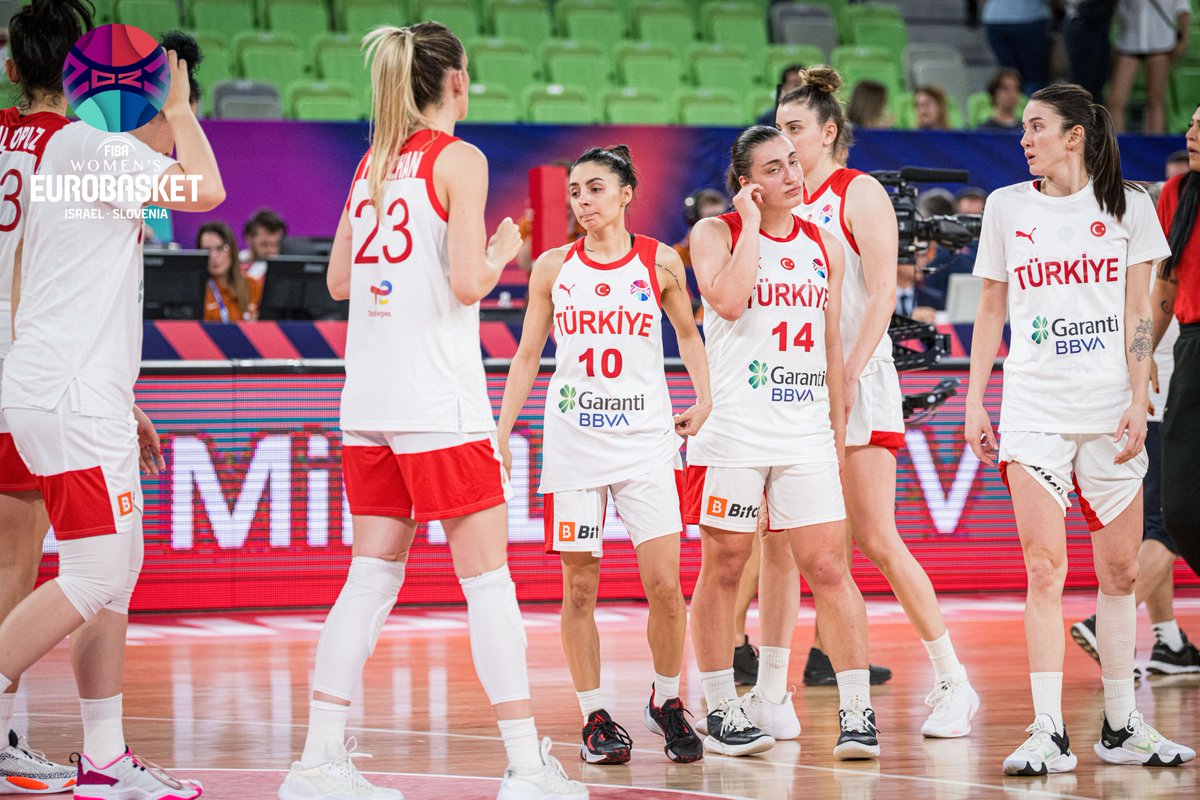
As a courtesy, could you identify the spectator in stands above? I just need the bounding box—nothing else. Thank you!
[847,80,893,129]
[897,249,944,320]
[240,208,287,281]
[673,188,726,323]
[1168,149,1191,180]
[1107,0,1189,134]
[1063,0,1117,102]
[981,0,1051,95]
[914,85,951,130]
[955,186,988,216]
[756,64,805,126]
[978,67,1022,131]
[926,188,987,301]
[200,222,261,322]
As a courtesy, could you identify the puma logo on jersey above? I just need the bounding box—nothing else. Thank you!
[557,283,575,297]
[1015,228,1036,244]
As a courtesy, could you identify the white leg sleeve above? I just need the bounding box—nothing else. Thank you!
[55,533,138,620]
[311,556,405,701]
[460,564,530,705]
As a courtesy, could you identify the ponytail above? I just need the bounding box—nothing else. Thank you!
[362,22,464,214]
[1163,170,1200,280]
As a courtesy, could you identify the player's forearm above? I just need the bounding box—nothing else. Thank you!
[967,292,1006,405]
[845,291,893,381]
[165,112,225,209]
[1126,298,1153,404]
[677,330,711,406]
[497,349,541,437]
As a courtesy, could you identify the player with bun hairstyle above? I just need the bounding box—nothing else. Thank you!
[967,83,1194,774]
[773,66,981,739]
[498,144,711,766]
[280,22,588,800]
[0,21,219,797]
[687,125,878,760]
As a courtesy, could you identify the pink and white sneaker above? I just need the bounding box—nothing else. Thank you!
[72,748,202,800]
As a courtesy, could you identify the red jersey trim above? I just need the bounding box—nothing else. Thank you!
[761,214,802,243]
[410,128,458,222]
[638,236,663,308]
[800,219,832,279]
[569,235,644,271]
[718,211,743,250]
[0,107,71,171]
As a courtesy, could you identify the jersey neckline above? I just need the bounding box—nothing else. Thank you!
[760,215,802,242]
[571,235,643,270]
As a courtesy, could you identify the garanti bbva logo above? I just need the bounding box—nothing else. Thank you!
[64,25,169,132]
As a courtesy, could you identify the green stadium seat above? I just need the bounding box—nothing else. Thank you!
[489,0,553,50]
[414,0,482,38]
[191,0,257,39]
[241,42,307,93]
[117,0,182,36]
[630,0,696,52]
[745,86,775,119]
[524,83,597,123]
[1170,66,1200,132]
[967,91,991,127]
[841,59,902,99]
[839,1,901,32]
[466,82,521,122]
[702,2,768,52]
[615,40,684,95]
[690,44,754,96]
[763,44,826,85]
[469,38,536,99]
[285,80,361,119]
[556,0,627,48]
[830,44,895,73]
[600,86,673,123]
[91,0,118,24]
[891,90,914,129]
[312,32,361,65]
[541,39,612,87]
[266,1,331,62]
[335,0,408,29]
[676,87,746,126]
[342,0,406,33]
[850,17,907,55]
[234,30,302,62]
[319,45,370,87]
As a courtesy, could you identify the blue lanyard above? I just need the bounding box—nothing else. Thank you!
[208,279,230,323]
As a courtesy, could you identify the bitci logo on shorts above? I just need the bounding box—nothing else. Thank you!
[63,24,169,133]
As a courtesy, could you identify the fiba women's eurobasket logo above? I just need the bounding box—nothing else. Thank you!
[63,24,169,133]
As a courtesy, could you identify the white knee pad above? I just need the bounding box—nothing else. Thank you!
[460,564,530,705]
[55,533,140,620]
[312,556,405,701]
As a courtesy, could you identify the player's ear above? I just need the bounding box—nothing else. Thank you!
[4,59,17,85]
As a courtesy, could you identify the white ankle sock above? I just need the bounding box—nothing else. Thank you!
[1101,678,1136,729]
[497,717,541,771]
[0,692,14,738]
[835,669,871,711]
[300,700,349,768]
[653,672,679,702]
[699,668,736,713]
[0,675,10,695]
[757,646,790,704]
[576,689,604,720]
[1153,619,1185,652]
[1030,672,1064,732]
[80,695,125,765]
[922,631,967,684]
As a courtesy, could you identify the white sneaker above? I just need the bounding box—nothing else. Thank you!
[73,748,202,800]
[0,730,76,794]
[1002,715,1077,776]
[1095,710,1196,767]
[921,679,980,738]
[496,738,588,800]
[278,738,404,800]
[742,686,801,740]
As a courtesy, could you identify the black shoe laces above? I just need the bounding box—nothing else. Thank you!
[659,699,695,741]
[588,715,632,749]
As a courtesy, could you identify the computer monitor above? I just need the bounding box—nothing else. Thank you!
[279,236,334,258]
[259,256,348,320]
[143,249,209,320]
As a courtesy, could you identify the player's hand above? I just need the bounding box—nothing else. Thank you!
[133,405,166,475]
[486,217,522,271]
[498,434,513,477]
[161,50,193,121]
[732,183,764,226]
[1113,402,1148,465]
[964,401,997,466]
[673,400,712,437]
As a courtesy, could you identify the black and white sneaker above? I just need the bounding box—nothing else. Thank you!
[644,688,704,763]
[579,709,632,764]
[702,697,775,757]
[1071,615,1100,663]
[733,636,759,686]
[1003,714,1077,775]
[1095,711,1196,766]
[1146,630,1200,675]
[834,700,880,760]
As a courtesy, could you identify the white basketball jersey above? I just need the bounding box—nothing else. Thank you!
[0,107,70,359]
[974,181,1171,433]
[795,168,892,364]
[340,129,494,434]
[540,235,680,493]
[687,212,837,467]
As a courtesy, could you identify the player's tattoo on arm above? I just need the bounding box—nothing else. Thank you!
[657,261,684,292]
[1161,299,1173,315]
[1130,318,1153,361]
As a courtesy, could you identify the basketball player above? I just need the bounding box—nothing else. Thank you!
[497,145,710,765]
[0,31,221,797]
[966,83,1194,774]
[775,67,979,737]
[687,126,877,760]
[279,23,587,800]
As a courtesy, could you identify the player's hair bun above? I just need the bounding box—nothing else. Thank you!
[800,66,842,96]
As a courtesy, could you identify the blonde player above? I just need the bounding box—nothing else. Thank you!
[966,83,1194,774]
[279,23,587,800]
[0,37,221,798]
[497,145,711,765]
[772,67,979,737]
[687,126,876,760]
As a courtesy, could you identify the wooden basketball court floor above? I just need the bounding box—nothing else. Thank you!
[8,593,1199,800]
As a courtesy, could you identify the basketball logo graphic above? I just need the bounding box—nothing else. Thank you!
[629,279,651,301]
[63,25,170,133]
[812,257,826,279]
